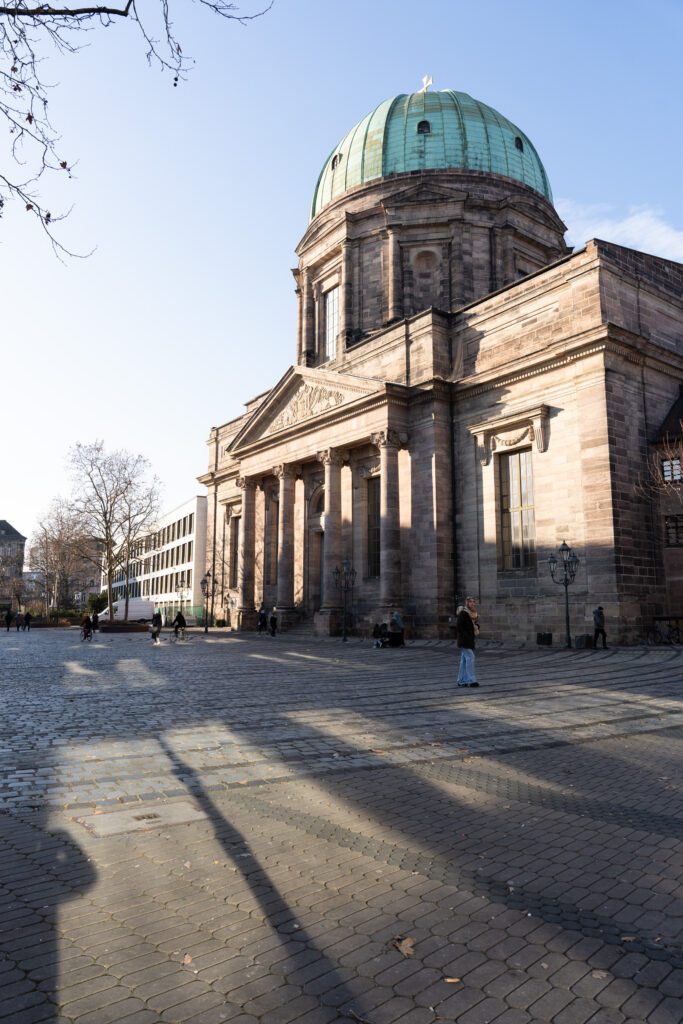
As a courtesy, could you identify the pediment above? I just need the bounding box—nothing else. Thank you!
[228,366,384,453]
[382,183,467,210]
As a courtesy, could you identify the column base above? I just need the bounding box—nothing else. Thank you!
[314,608,344,637]
[235,608,258,631]
[274,606,298,632]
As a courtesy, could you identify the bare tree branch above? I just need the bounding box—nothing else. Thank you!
[0,0,272,254]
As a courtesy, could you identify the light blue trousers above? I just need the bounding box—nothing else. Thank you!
[457,648,477,685]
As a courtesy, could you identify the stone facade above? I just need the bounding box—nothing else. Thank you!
[201,164,683,644]
[0,520,26,612]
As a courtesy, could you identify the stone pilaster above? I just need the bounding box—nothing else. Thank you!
[236,476,258,630]
[340,239,353,342]
[387,228,403,322]
[302,269,315,365]
[372,429,404,609]
[274,463,300,625]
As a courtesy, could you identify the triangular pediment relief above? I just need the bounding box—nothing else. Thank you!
[228,366,384,453]
[382,183,467,211]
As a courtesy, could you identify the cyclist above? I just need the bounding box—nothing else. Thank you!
[80,613,93,641]
[171,610,186,640]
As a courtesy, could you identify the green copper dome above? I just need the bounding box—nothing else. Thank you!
[310,89,552,220]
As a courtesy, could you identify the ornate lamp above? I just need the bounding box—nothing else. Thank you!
[548,541,580,647]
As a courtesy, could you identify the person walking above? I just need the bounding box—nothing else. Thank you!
[91,612,99,634]
[257,606,268,635]
[15,612,24,631]
[151,610,162,646]
[4,610,12,632]
[455,597,479,688]
[593,605,607,649]
[23,611,32,631]
[269,608,278,637]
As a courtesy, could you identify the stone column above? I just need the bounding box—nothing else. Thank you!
[236,476,258,630]
[313,448,345,634]
[274,463,299,623]
[372,429,403,609]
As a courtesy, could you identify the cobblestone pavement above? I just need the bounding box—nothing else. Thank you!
[1,629,683,1024]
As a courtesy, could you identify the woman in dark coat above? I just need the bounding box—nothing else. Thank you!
[455,599,479,688]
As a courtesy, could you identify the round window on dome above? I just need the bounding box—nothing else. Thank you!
[515,136,524,152]
[417,120,431,135]
[331,153,343,170]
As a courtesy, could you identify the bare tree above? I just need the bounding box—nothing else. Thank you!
[637,430,683,503]
[67,440,160,620]
[28,498,100,615]
[0,1,271,254]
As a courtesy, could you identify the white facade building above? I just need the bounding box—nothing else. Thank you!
[106,496,207,621]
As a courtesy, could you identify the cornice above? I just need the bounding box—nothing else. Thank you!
[454,327,639,398]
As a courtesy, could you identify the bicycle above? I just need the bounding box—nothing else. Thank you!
[171,627,188,643]
[80,626,93,642]
[646,620,681,645]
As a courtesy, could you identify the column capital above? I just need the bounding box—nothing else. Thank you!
[273,463,301,480]
[371,429,409,451]
[316,448,348,467]
[236,476,258,491]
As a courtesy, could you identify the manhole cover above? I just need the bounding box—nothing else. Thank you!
[74,801,206,837]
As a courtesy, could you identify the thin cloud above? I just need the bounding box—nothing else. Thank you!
[556,200,683,264]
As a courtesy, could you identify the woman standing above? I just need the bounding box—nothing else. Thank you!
[455,596,479,688]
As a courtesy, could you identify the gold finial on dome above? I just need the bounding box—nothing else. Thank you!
[418,74,433,93]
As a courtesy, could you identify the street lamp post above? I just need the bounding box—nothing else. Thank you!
[547,541,580,648]
[200,570,212,634]
[332,559,357,642]
[176,573,186,617]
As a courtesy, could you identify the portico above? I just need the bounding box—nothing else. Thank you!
[200,365,419,635]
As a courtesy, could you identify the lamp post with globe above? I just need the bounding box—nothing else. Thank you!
[200,570,212,634]
[547,541,580,648]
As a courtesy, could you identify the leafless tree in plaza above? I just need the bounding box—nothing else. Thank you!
[0,1,271,254]
[28,499,100,615]
[67,440,160,619]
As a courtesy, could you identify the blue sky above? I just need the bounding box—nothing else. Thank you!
[3,0,682,548]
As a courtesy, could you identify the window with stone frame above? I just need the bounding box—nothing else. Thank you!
[366,475,381,578]
[499,448,536,570]
[665,515,683,547]
[323,285,339,361]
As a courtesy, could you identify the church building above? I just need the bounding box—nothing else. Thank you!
[199,88,683,643]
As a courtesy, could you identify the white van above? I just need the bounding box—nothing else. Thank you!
[99,598,155,622]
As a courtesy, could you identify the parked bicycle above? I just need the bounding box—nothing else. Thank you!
[646,620,681,645]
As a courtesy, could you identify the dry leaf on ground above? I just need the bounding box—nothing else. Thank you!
[393,935,416,957]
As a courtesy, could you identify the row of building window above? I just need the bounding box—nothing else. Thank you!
[139,512,195,554]
[112,540,193,584]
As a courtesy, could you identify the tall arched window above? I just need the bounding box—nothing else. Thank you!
[417,120,431,135]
